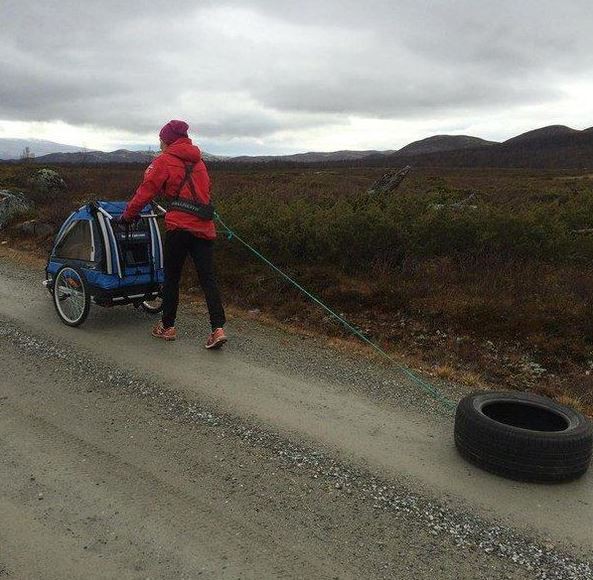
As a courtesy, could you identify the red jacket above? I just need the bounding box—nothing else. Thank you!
[123,137,216,240]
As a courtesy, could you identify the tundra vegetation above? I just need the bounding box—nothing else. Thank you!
[1,162,593,412]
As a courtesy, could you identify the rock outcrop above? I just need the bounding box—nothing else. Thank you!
[367,165,412,196]
[28,168,67,199]
[0,190,32,230]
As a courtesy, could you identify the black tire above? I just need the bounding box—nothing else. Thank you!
[52,266,91,327]
[455,391,593,482]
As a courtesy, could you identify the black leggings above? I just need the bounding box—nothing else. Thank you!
[161,230,226,330]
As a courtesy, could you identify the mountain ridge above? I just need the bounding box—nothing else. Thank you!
[503,125,580,145]
[22,149,220,164]
[0,138,93,160]
[3,124,593,168]
[398,134,496,155]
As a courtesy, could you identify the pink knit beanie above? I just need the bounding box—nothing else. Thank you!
[159,120,189,145]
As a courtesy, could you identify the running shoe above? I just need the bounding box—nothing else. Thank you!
[205,327,227,349]
[152,321,176,341]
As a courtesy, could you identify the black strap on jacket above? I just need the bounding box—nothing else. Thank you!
[175,163,196,200]
[170,162,215,220]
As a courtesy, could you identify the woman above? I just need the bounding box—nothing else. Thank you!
[121,120,227,349]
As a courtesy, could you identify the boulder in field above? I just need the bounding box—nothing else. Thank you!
[28,168,67,198]
[0,190,33,230]
[367,165,412,196]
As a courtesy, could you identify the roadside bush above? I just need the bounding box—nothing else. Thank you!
[216,178,590,273]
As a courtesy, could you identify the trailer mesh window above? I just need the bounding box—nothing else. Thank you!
[55,221,94,262]
[113,219,151,267]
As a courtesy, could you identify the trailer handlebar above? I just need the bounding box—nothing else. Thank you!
[95,203,166,221]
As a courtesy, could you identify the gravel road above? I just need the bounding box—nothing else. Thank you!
[0,253,592,579]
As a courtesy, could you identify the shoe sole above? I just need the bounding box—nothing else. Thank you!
[205,337,227,350]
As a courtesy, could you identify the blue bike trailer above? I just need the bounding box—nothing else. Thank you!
[45,200,165,326]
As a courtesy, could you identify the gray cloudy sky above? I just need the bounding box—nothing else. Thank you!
[1,0,593,154]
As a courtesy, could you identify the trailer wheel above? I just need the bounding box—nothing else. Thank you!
[140,295,163,314]
[53,266,90,327]
[454,391,593,482]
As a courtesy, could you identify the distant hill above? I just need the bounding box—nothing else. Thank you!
[503,125,580,145]
[230,149,394,163]
[32,149,221,164]
[377,125,593,170]
[398,135,496,155]
[33,150,156,164]
[0,138,92,160]
[225,127,593,168]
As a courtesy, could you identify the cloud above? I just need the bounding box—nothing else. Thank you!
[1,0,593,152]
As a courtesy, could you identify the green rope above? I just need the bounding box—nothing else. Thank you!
[215,212,457,413]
